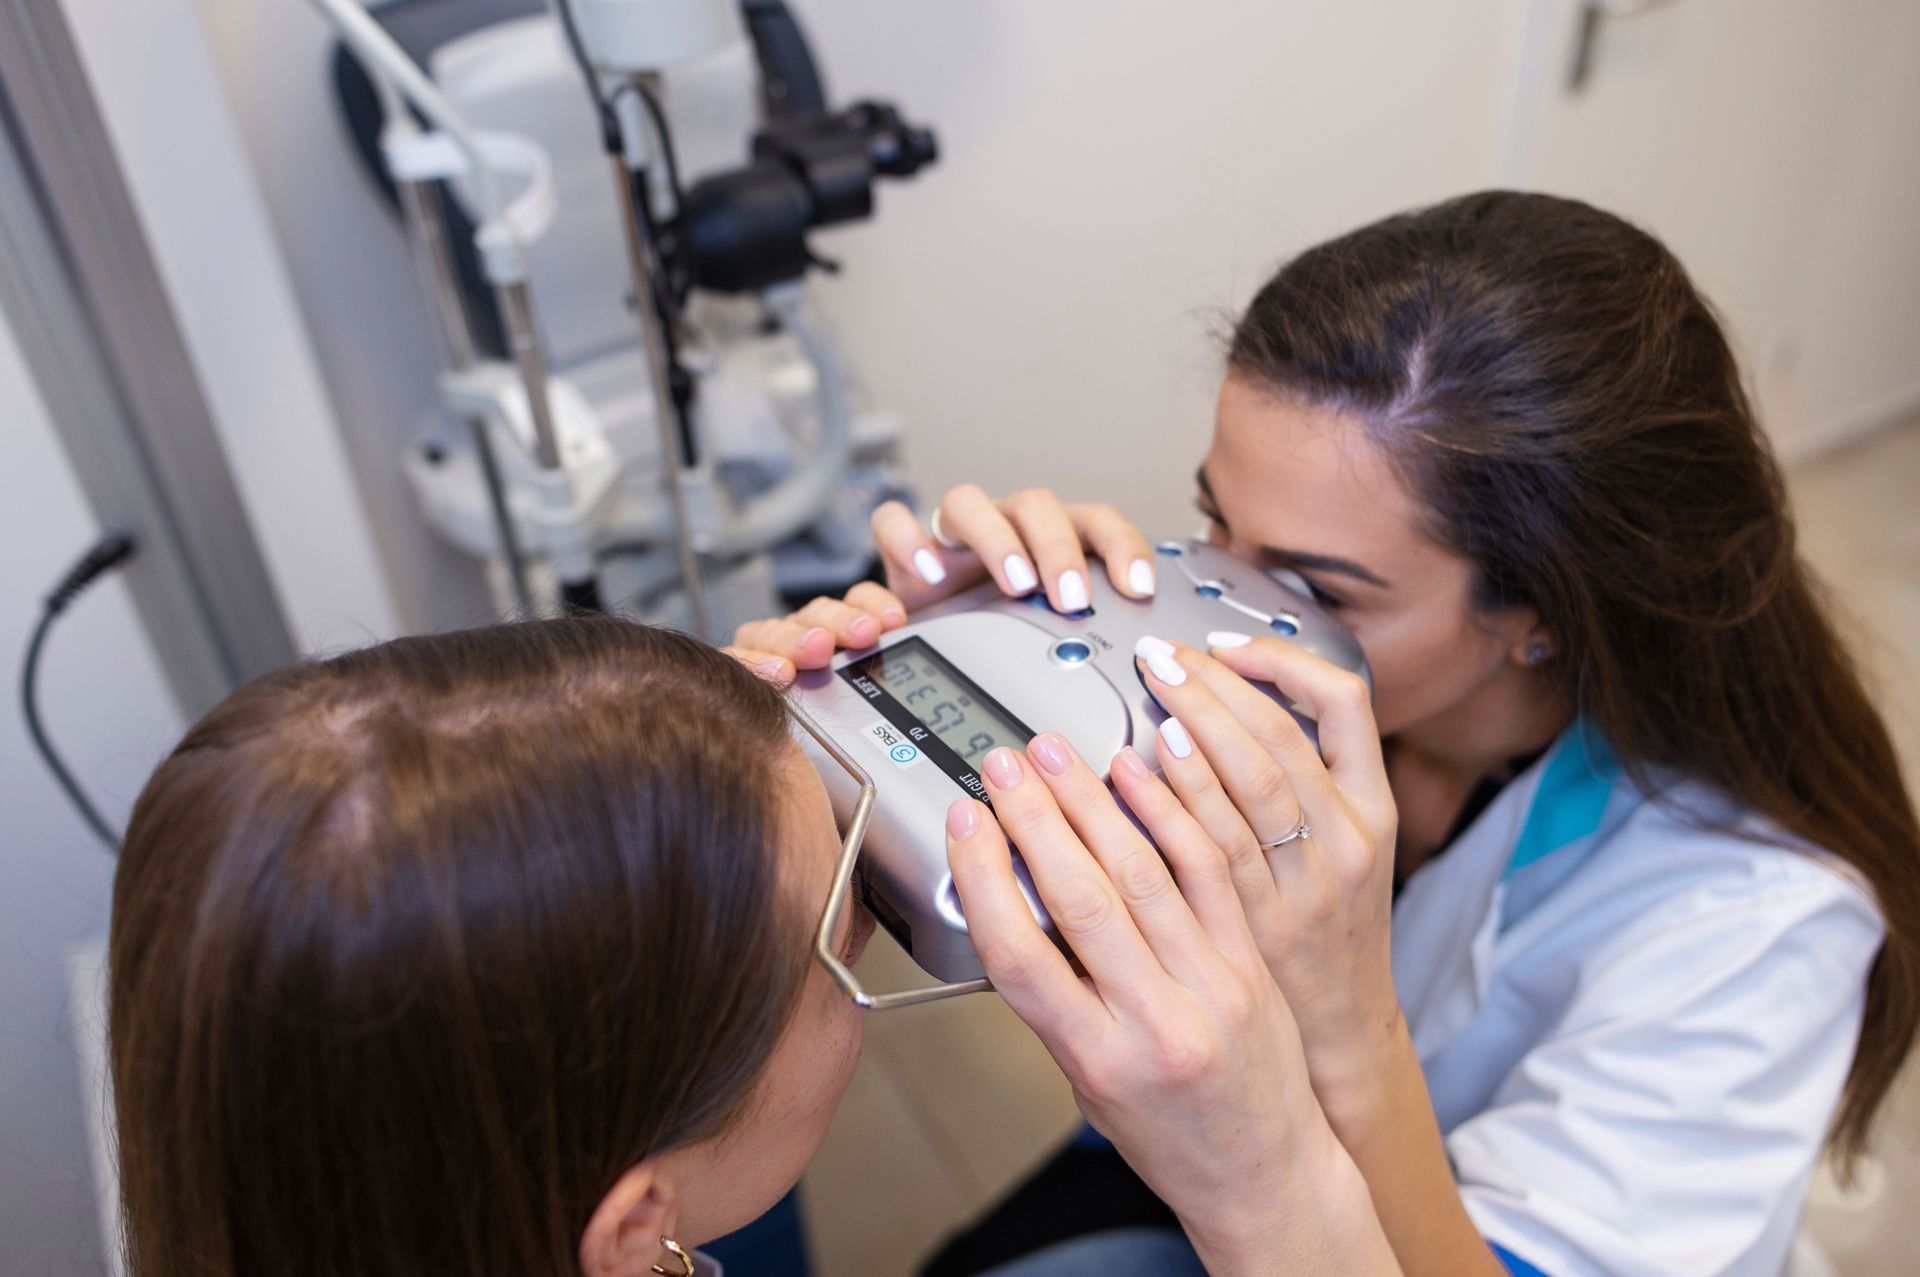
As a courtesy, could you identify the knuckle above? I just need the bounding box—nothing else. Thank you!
[1298,879,1338,926]
[974,935,1039,988]
[1331,829,1383,891]
[946,482,989,509]
[1110,851,1171,910]
[1331,671,1373,710]
[1073,1054,1122,1105]
[1180,843,1235,891]
[997,799,1055,843]
[1152,1029,1218,1088]
[1213,980,1255,1036]
[1246,765,1297,815]
[1221,827,1264,868]
[1051,881,1120,936]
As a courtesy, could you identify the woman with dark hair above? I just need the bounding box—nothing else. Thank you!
[107,616,1399,1277]
[740,191,1920,1276]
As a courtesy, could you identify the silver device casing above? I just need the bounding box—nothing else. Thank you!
[790,539,1369,982]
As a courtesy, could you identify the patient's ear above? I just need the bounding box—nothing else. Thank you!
[579,1161,679,1277]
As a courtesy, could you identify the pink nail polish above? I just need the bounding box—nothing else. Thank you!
[946,800,979,839]
[983,747,1024,789]
[1111,746,1150,782]
[1030,733,1072,775]
[849,615,880,644]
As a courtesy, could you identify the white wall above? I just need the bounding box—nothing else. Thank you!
[798,0,1535,535]
[61,0,411,647]
[1788,0,1920,449]
[0,307,185,1275]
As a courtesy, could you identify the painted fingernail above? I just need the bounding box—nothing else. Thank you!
[756,658,789,681]
[881,605,907,626]
[849,615,881,645]
[983,747,1025,789]
[1132,635,1187,685]
[1003,554,1039,594]
[1159,717,1194,760]
[801,626,830,649]
[1134,635,1175,661]
[1111,745,1150,781]
[913,547,947,586]
[946,799,979,839]
[1128,559,1156,597]
[1057,570,1090,612]
[1030,732,1073,775]
[1208,630,1252,648]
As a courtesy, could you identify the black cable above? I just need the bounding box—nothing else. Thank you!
[21,529,139,853]
[552,0,615,138]
[622,80,687,215]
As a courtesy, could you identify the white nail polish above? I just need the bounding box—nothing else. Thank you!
[1003,554,1039,594]
[1159,717,1194,760]
[1128,559,1156,597]
[913,547,947,585]
[1207,630,1252,648]
[1134,635,1173,661]
[1147,651,1187,686]
[1058,569,1090,611]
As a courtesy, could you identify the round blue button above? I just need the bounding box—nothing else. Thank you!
[1052,639,1093,664]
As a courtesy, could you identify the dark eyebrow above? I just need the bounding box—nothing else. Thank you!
[1194,466,1391,589]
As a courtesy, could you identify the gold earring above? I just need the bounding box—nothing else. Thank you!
[651,1238,695,1277]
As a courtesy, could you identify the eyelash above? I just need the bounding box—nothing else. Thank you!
[1301,579,1345,611]
[1193,499,1346,611]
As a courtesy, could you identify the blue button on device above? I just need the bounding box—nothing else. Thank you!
[1051,639,1093,664]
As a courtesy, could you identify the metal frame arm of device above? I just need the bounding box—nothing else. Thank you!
[794,702,992,1011]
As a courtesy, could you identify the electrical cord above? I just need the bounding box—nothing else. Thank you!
[552,0,621,150]
[622,79,688,215]
[21,529,139,853]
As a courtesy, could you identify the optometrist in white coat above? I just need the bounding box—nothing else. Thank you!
[735,194,1919,1277]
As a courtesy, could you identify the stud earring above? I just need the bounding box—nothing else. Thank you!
[1525,643,1550,666]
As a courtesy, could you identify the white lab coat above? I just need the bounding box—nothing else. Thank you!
[1392,723,1884,1277]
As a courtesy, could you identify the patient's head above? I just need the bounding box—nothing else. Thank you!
[108,617,870,1277]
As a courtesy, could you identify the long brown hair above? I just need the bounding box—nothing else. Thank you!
[108,617,810,1277]
[1227,190,1919,1163]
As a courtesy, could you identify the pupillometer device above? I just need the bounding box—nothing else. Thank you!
[792,538,1368,991]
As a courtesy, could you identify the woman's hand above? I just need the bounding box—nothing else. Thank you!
[730,484,1157,677]
[728,581,913,685]
[949,732,1397,1276]
[872,485,1161,612]
[1132,633,1403,1124]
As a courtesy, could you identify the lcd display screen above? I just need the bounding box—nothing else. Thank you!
[848,637,1033,770]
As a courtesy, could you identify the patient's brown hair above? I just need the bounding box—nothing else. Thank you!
[108,617,809,1277]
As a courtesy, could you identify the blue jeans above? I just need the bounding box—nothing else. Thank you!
[975,1227,1206,1277]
